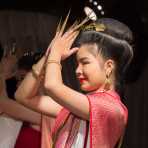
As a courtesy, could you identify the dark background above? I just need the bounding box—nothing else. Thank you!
[1,0,148,82]
[0,0,148,147]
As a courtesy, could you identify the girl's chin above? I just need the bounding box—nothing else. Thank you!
[80,86,88,92]
[80,85,95,92]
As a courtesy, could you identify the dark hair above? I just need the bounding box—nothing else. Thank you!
[96,18,133,44]
[75,18,134,95]
[17,52,42,71]
[17,55,34,71]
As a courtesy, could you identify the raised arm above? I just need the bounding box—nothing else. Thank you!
[44,26,90,120]
[15,55,46,100]
[14,52,63,118]
[0,61,41,124]
[0,97,41,125]
[16,94,62,118]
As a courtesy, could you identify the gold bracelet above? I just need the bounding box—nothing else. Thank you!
[46,60,62,70]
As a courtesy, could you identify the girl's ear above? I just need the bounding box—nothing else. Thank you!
[104,59,115,77]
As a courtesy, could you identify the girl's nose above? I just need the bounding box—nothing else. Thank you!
[75,64,82,76]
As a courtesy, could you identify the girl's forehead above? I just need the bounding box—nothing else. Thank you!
[76,44,98,58]
[76,44,105,64]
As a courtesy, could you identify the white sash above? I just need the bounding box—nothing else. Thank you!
[0,116,22,148]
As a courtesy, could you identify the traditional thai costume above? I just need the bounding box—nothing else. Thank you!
[41,90,128,148]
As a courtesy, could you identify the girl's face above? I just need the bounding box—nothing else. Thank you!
[76,44,106,92]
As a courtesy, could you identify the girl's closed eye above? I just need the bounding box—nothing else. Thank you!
[80,58,91,65]
[82,61,90,65]
[75,60,90,67]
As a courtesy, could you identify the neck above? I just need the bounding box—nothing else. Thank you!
[99,80,115,92]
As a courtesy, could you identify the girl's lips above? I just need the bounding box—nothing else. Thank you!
[78,78,87,83]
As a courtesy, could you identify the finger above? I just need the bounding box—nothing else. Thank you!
[56,17,62,33]
[65,32,79,51]
[59,10,71,36]
[46,31,60,56]
[50,31,59,46]
[63,29,79,41]
[68,47,79,56]
[62,29,74,39]
[63,33,78,49]
[67,31,79,42]
[73,16,90,31]
[46,11,71,55]
[66,20,79,33]
[67,31,79,45]
[65,32,79,52]
[62,20,79,39]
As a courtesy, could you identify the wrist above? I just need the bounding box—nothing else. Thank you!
[34,55,47,70]
[47,52,62,69]
[46,60,62,70]
[48,50,62,61]
[31,64,44,80]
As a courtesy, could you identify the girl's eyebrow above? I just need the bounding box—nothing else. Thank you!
[78,57,89,62]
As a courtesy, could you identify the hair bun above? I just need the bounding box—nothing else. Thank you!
[96,18,133,45]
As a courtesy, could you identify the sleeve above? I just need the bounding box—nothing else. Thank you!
[86,92,125,148]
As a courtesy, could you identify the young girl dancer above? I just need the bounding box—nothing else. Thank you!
[15,17,133,148]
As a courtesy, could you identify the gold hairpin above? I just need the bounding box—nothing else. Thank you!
[82,23,106,32]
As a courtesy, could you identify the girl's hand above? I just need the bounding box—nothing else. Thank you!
[46,13,90,59]
[49,27,79,60]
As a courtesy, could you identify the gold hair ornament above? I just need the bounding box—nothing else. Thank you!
[82,23,106,32]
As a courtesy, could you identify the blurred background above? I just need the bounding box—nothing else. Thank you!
[0,0,148,147]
